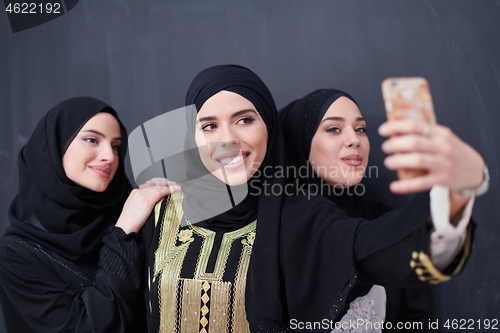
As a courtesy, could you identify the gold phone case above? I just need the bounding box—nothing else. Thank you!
[382,77,437,180]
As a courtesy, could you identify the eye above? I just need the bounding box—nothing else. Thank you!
[84,137,98,144]
[236,117,255,125]
[112,144,121,151]
[201,123,217,132]
[326,127,341,133]
[355,127,367,133]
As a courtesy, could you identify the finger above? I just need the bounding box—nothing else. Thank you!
[141,178,172,188]
[169,185,182,193]
[384,153,440,171]
[139,183,161,189]
[378,119,434,137]
[389,173,443,194]
[155,187,172,196]
[135,188,171,206]
[381,135,440,155]
[146,178,169,186]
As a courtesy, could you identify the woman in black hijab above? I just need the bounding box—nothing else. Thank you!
[143,64,287,332]
[142,66,481,333]
[0,97,168,333]
[279,89,429,332]
[278,88,487,332]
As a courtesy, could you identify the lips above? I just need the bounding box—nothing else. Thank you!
[89,165,111,178]
[341,154,363,166]
[215,150,250,170]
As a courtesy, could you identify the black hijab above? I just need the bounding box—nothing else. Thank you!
[6,97,132,262]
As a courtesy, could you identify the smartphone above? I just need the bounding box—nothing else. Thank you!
[381,77,437,180]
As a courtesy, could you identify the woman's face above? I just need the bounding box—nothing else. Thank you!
[195,90,268,186]
[309,97,370,187]
[62,112,122,192]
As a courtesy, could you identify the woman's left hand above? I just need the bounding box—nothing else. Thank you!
[378,119,485,195]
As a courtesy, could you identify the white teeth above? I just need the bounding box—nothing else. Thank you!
[219,154,245,165]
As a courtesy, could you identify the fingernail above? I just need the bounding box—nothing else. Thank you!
[378,124,388,136]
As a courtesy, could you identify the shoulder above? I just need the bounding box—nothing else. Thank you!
[281,194,363,235]
[0,235,55,287]
[0,235,42,267]
[282,194,346,219]
[155,192,184,212]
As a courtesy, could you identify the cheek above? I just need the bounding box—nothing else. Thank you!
[61,156,74,176]
[253,128,268,161]
[194,132,207,152]
[195,133,214,166]
[362,137,370,162]
[310,135,342,165]
[196,144,214,173]
[110,156,120,175]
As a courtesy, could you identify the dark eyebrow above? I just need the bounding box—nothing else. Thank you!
[321,116,365,124]
[321,116,345,124]
[81,129,121,141]
[196,109,257,123]
[231,109,257,118]
[196,116,216,123]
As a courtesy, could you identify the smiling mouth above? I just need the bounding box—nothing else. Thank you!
[89,166,111,178]
[216,152,250,165]
[340,154,363,166]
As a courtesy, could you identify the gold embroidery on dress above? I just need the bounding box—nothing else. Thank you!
[191,226,216,279]
[232,232,254,332]
[153,192,256,333]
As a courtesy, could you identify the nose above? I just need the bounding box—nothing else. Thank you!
[218,126,240,147]
[99,143,116,163]
[344,127,361,148]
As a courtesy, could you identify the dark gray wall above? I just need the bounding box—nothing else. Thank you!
[1,1,499,332]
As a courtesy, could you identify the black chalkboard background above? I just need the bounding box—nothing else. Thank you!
[1,1,499,332]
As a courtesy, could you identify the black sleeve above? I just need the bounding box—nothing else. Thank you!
[0,228,147,333]
[354,192,473,287]
[354,192,433,287]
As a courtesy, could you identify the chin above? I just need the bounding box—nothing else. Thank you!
[88,182,110,192]
[327,177,362,188]
[222,173,248,186]
[345,177,364,187]
[210,169,244,186]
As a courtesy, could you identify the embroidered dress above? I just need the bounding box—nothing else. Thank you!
[149,192,256,333]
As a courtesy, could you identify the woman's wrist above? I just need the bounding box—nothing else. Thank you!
[452,164,490,197]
